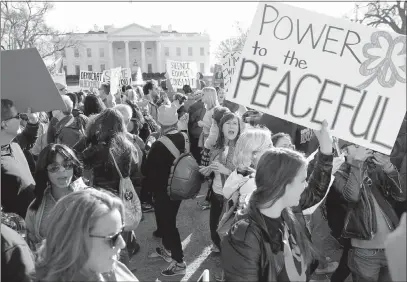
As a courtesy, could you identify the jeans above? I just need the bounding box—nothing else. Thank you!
[210,193,224,250]
[348,247,391,282]
[190,137,201,164]
[155,193,184,263]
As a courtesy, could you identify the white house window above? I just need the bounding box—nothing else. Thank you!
[88,65,93,71]
[87,48,92,57]
[165,47,169,56]
[75,65,80,75]
[200,63,205,74]
[176,47,181,56]
[99,48,105,57]
[188,47,193,56]
[100,64,106,71]
[148,64,152,73]
[200,47,204,56]
[74,48,79,58]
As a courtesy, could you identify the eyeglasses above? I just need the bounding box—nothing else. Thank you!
[89,227,124,248]
[46,161,74,173]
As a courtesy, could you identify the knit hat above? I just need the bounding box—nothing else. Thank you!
[157,103,178,126]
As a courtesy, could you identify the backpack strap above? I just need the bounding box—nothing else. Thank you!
[55,116,75,138]
[159,136,180,159]
[180,132,190,153]
[109,150,123,179]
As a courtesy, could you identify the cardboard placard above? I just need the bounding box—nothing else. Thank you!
[79,70,103,90]
[166,60,198,89]
[102,68,133,87]
[109,67,122,95]
[1,48,66,113]
[52,72,67,87]
[222,52,241,92]
[225,2,406,155]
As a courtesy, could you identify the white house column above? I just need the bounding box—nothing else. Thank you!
[156,41,162,72]
[108,41,114,68]
[140,41,146,72]
[124,40,130,69]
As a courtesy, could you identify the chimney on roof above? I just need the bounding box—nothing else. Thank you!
[168,24,172,32]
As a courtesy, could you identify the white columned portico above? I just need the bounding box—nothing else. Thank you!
[124,40,130,69]
[140,41,146,73]
[108,41,114,68]
[156,41,162,72]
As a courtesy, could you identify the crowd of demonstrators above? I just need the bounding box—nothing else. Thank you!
[1,72,406,282]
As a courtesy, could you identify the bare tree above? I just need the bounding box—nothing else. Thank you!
[0,1,80,59]
[215,21,248,62]
[347,1,406,35]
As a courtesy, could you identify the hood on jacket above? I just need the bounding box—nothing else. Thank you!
[223,169,256,200]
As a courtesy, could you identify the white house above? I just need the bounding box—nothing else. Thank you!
[62,24,211,76]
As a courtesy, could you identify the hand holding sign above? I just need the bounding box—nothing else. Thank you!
[313,120,332,155]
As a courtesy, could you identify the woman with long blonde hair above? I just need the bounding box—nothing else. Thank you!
[34,188,139,282]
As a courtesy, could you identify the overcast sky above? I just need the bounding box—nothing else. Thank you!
[45,1,356,64]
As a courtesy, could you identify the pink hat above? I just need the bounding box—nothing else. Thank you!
[157,103,178,126]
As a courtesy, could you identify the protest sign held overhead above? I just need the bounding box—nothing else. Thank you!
[225,2,406,155]
[1,48,66,113]
[103,68,132,87]
[79,70,103,90]
[166,60,198,89]
[222,51,241,92]
[52,72,67,87]
[109,67,122,95]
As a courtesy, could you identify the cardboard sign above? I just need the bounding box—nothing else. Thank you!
[103,68,132,87]
[109,67,122,95]
[79,70,103,90]
[222,52,241,92]
[1,48,66,113]
[225,2,406,155]
[52,72,67,87]
[166,60,197,89]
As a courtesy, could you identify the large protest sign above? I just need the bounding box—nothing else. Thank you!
[103,68,132,87]
[222,51,241,92]
[79,70,103,90]
[225,2,406,155]
[166,60,197,89]
[109,67,122,95]
[1,48,66,113]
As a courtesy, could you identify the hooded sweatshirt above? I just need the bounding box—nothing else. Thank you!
[223,168,256,208]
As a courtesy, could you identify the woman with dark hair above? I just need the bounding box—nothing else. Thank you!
[25,144,86,251]
[272,132,295,150]
[221,121,334,282]
[83,94,106,117]
[199,112,242,253]
[79,108,140,265]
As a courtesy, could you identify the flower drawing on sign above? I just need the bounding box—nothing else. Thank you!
[358,31,406,90]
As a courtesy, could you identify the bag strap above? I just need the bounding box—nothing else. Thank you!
[180,131,190,153]
[159,136,180,159]
[55,116,75,137]
[109,150,123,179]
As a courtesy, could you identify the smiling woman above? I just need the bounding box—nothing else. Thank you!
[25,144,86,251]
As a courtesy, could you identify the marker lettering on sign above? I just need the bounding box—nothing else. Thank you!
[259,4,361,63]
[233,59,393,150]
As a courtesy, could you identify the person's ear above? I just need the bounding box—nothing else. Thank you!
[1,121,8,130]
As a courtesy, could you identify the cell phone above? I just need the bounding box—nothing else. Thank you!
[197,269,210,282]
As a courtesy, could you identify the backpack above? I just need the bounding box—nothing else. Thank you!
[159,132,201,200]
[55,115,86,148]
[109,150,142,231]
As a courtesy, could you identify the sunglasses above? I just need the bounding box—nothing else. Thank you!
[89,227,124,248]
[46,161,74,173]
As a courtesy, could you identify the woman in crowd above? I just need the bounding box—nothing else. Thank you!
[34,188,139,282]
[25,144,85,251]
[223,127,273,212]
[221,121,333,281]
[83,94,106,117]
[198,87,220,148]
[80,109,140,263]
[272,132,295,150]
[199,112,242,253]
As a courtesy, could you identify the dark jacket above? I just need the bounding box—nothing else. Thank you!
[221,150,333,282]
[1,122,39,218]
[143,131,185,196]
[1,224,35,282]
[334,159,405,240]
[81,142,139,195]
[188,100,206,139]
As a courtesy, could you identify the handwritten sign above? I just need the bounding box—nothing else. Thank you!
[222,52,241,92]
[79,70,103,90]
[103,68,132,87]
[225,2,406,155]
[166,60,197,89]
[109,67,122,95]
